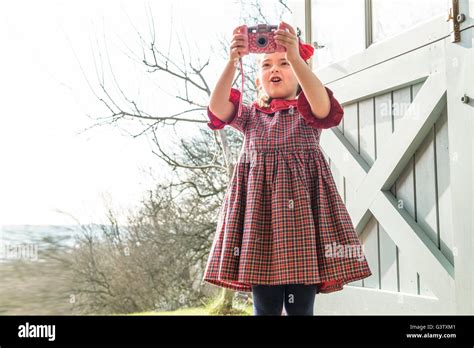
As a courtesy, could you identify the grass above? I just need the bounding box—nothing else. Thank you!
[128,295,254,316]
[128,305,253,316]
[0,258,75,315]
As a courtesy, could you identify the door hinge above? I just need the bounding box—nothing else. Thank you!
[446,0,466,43]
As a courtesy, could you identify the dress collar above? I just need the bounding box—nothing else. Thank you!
[252,98,299,114]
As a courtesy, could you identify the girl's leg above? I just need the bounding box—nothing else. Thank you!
[283,284,317,316]
[251,284,285,316]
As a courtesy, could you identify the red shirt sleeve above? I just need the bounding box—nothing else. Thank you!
[207,88,251,133]
[297,86,344,129]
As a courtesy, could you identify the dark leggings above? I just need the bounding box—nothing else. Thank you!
[251,283,318,316]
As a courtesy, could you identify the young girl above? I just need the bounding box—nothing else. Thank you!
[203,22,372,316]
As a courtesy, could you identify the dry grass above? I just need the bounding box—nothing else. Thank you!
[0,257,75,315]
[128,305,253,316]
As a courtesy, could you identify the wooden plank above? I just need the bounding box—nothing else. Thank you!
[395,157,416,218]
[346,178,363,287]
[394,156,418,294]
[434,109,454,266]
[320,147,329,163]
[397,248,419,295]
[342,103,359,154]
[414,126,438,298]
[379,222,398,292]
[359,98,376,166]
[412,81,423,98]
[360,216,379,289]
[392,87,412,131]
[414,128,438,248]
[338,111,344,134]
[329,157,345,199]
[390,84,411,226]
[344,176,358,210]
[374,92,393,160]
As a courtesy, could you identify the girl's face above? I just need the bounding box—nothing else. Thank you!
[256,52,299,100]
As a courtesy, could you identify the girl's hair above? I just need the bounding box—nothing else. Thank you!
[256,54,307,108]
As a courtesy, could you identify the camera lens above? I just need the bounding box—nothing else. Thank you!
[257,36,267,47]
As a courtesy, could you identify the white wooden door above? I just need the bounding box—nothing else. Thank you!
[290,0,474,314]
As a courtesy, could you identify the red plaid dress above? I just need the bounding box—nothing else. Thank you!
[203,87,372,294]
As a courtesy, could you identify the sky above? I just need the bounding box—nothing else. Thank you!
[0,0,245,226]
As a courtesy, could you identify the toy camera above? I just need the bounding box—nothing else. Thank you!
[236,24,286,55]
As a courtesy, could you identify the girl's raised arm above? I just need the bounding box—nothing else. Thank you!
[208,60,238,123]
[209,25,248,122]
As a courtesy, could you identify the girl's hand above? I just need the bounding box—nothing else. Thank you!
[229,25,249,63]
[274,21,302,64]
